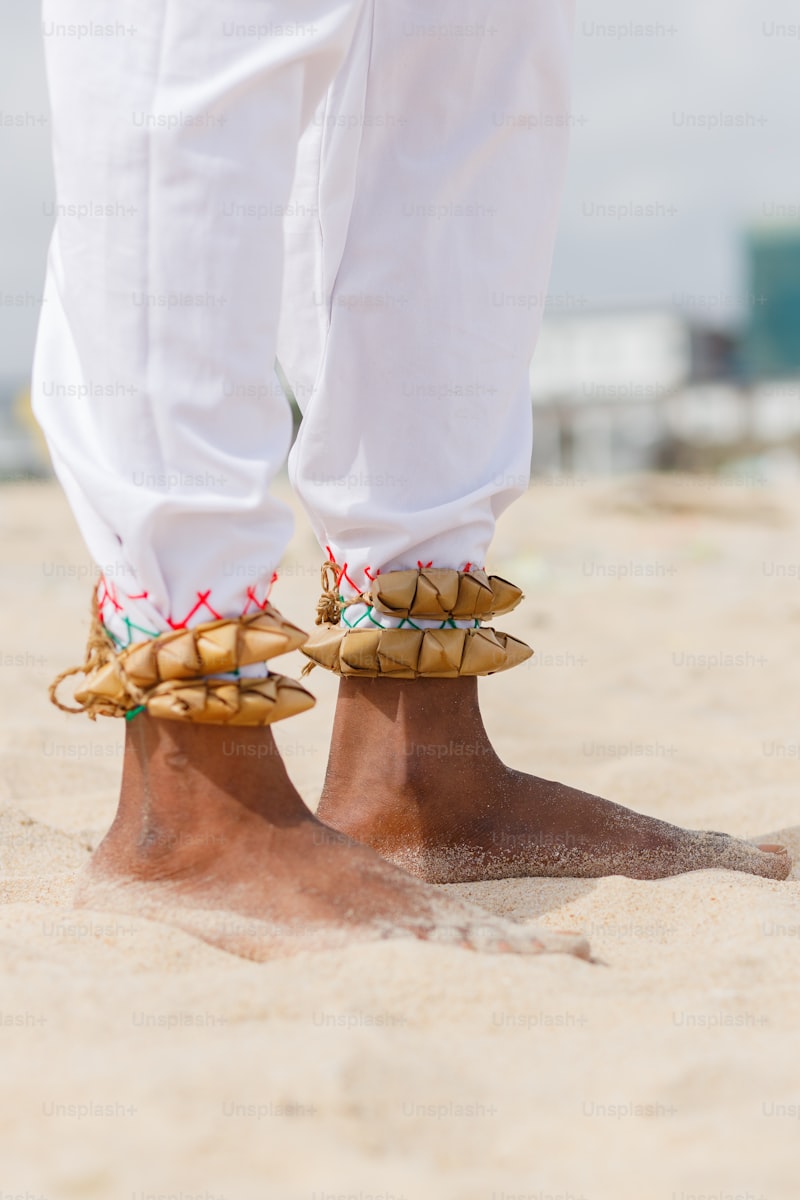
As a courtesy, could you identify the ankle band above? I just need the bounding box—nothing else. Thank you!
[303,563,533,679]
[50,589,315,725]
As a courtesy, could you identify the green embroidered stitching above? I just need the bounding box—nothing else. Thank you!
[108,615,161,650]
[342,600,474,633]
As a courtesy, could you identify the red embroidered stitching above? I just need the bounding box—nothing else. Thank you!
[98,578,123,615]
[167,590,222,630]
[241,572,277,615]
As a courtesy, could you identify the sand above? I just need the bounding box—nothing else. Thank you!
[1,473,799,1200]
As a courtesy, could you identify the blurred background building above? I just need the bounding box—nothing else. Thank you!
[529,227,800,477]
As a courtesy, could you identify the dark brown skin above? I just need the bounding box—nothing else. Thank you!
[316,677,790,883]
[76,676,788,963]
[75,714,591,961]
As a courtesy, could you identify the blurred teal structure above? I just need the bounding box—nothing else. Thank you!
[744,227,800,380]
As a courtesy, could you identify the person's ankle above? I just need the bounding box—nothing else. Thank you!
[90,716,313,877]
[321,676,504,810]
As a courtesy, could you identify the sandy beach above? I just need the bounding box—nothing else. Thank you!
[2,473,799,1199]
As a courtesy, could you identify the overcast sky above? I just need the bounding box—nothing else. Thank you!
[2,1,799,380]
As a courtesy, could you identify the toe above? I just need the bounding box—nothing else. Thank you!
[751,844,792,880]
[522,928,592,959]
[698,832,792,880]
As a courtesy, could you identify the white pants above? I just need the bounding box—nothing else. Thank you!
[33,0,574,645]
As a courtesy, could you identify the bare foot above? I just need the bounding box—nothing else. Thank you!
[316,678,791,883]
[74,715,590,961]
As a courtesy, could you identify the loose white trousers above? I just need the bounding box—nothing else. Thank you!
[33,1,575,645]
